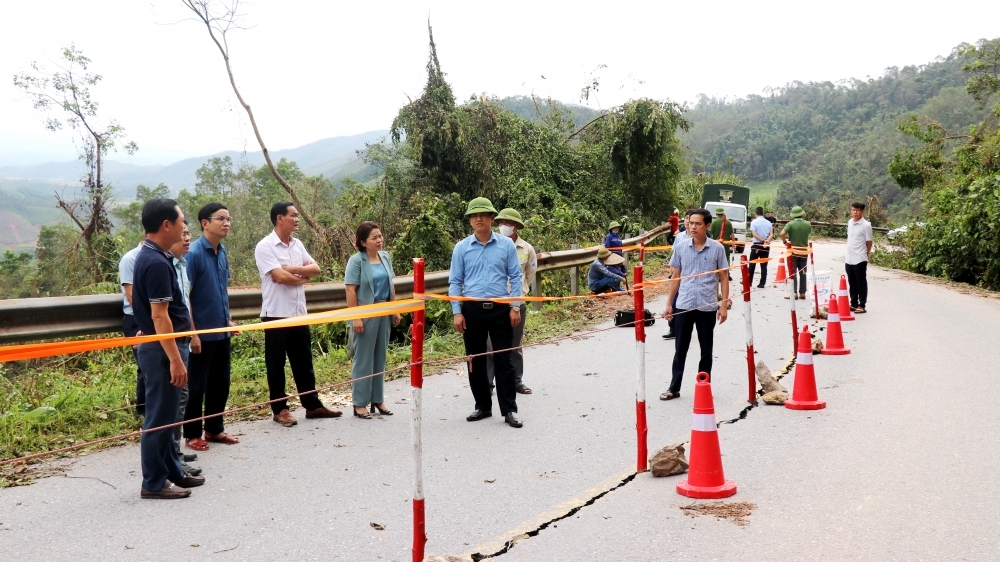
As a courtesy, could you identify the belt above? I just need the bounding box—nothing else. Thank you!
[176,336,192,344]
[464,301,496,309]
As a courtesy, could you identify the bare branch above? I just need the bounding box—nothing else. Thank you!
[566,112,609,141]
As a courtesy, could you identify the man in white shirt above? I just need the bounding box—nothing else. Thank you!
[845,201,873,313]
[748,207,774,288]
[254,202,342,427]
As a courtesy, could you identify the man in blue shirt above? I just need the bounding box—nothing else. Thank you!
[133,198,205,499]
[587,248,626,293]
[748,206,774,288]
[183,202,241,451]
[450,197,525,428]
[119,241,145,416]
[660,208,730,401]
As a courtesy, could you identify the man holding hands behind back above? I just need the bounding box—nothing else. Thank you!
[450,197,525,428]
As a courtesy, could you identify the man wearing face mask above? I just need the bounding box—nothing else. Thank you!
[487,208,537,395]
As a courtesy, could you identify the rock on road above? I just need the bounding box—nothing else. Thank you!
[0,241,997,561]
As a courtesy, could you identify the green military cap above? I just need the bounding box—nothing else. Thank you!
[608,221,622,231]
[790,206,805,218]
[465,197,498,216]
[495,208,524,228]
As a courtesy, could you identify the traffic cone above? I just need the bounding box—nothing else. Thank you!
[774,257,788,283]
[837,275,855,321]
[821,295,850,355]
[676,372,737,499]
[785,325,826,410]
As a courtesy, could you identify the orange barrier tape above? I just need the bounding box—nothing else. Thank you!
[0,299,424,363]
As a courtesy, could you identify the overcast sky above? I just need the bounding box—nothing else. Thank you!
[2,0,998,166]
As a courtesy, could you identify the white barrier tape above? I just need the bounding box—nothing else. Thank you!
[691,413,717,432]
[796,351,814,365]
[828,313,840,323]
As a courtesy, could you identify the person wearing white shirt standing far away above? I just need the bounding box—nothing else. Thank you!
[845,201,874,313]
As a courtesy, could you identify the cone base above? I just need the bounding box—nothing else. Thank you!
[784,398,826,410]
[820,348,850,355]
[676,479,737,499]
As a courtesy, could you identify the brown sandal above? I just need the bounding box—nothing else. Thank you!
[205,431,240,445]
[185,438,209,452]
[659,391,680,401]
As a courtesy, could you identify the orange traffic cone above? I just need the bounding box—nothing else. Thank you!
[837,275,855,321]
[676,372,737,499]
[774,257,788,283]
[821,295,850,355]
[784,325,827,410]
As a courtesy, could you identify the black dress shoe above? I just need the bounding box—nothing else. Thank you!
[181,463,202,477]
[504,412,523,428]
[661,332,676,340]
[170,473,206,488]
[183,453,198,462]
[466,410,492,422]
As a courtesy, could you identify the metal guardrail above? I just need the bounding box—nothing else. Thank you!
[773,219,889,233]
[0,227,670,345]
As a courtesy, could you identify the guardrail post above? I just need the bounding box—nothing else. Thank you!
[410,258,426,562]
[633,257,647,473]
[569,244,579,296]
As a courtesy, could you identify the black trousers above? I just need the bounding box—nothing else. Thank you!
[669,309,717,394]
[462,302,517,416]
[845,261,868,308]
[123,314,145,416]
[791,256,808,295]
[263,319,324,414]
[183,338,232,439]
[748,245,770,286]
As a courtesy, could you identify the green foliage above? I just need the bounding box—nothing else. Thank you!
[885,39,1000,288]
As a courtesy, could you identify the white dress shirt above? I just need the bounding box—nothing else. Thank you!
[254,230,316,318]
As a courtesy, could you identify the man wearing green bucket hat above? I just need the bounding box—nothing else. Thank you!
[486,208,537,395]
[780,206,811,300]
[588,247,627,293]
[449,197,525,428]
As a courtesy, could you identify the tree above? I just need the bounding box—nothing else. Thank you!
[960,38,1000,108]
[181,0,326,237]
[14,45,138,283]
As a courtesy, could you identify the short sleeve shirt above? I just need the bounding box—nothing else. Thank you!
[118,243,143,315]
[669,237,729,312]
[255,230,316,318]
[132,240,192,336]
[781,219,811,248]
[749,216,773,245]
[845,218,873,265]
[186,236,231,341]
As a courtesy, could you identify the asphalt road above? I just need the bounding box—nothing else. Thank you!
[1,241,997,561]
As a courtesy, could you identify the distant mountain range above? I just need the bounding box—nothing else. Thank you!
[0,129,389,200]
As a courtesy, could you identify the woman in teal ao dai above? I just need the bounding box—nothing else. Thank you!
[344,221,401,419]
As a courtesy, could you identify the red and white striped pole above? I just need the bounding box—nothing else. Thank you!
[410,258,426,562]
[809,242,820,320]
[633,245,648,472]
[785,244,798,354]
[739,256,757,404]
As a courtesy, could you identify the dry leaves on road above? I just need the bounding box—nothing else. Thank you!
[679,501,756,526]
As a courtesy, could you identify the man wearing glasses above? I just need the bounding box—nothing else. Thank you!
[183,203,241,451]
[449,197,525,428]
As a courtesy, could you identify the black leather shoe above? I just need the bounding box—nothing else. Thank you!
[170,473,206,488]
[504,412,523,428]
[661,332,676,340]
[466,410,492,422]
[181,463,202,477]
[182,453,198,462]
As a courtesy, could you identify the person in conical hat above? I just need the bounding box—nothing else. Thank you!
[588,247,626,294]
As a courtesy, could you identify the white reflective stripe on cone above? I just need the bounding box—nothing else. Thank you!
[691,413,717,432]
[796,351,814,365]
[839,288,848,296]
[828,313,840,322]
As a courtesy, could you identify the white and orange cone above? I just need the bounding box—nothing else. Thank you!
[676,372,737,499]
[784,325,827,410]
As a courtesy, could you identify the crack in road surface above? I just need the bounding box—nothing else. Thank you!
[470,472,639,560]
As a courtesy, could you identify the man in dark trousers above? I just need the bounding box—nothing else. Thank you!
[660,209,729,401]
[845,201,873,313]
[780,206,811,300]
[183,202,241,451]
[254,202,342,427]
[748,206,774,288]
[133,198,205,499]
[450,197,524,428]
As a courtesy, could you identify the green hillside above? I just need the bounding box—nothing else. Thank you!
[681,43,993,218]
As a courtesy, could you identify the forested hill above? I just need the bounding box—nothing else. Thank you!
[681,44,991,217]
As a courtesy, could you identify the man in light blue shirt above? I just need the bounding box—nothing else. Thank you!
[660,209,729,401]
[450,197,524,428]
[120,241,146,416]
[748,206,774,288]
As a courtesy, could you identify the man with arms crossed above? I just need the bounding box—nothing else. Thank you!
[450,198,524,428]
[845,202,873,313]
[184,203,241,450]
[660,209,729,401]
[255,202,341,427]
[133,198,204,499]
